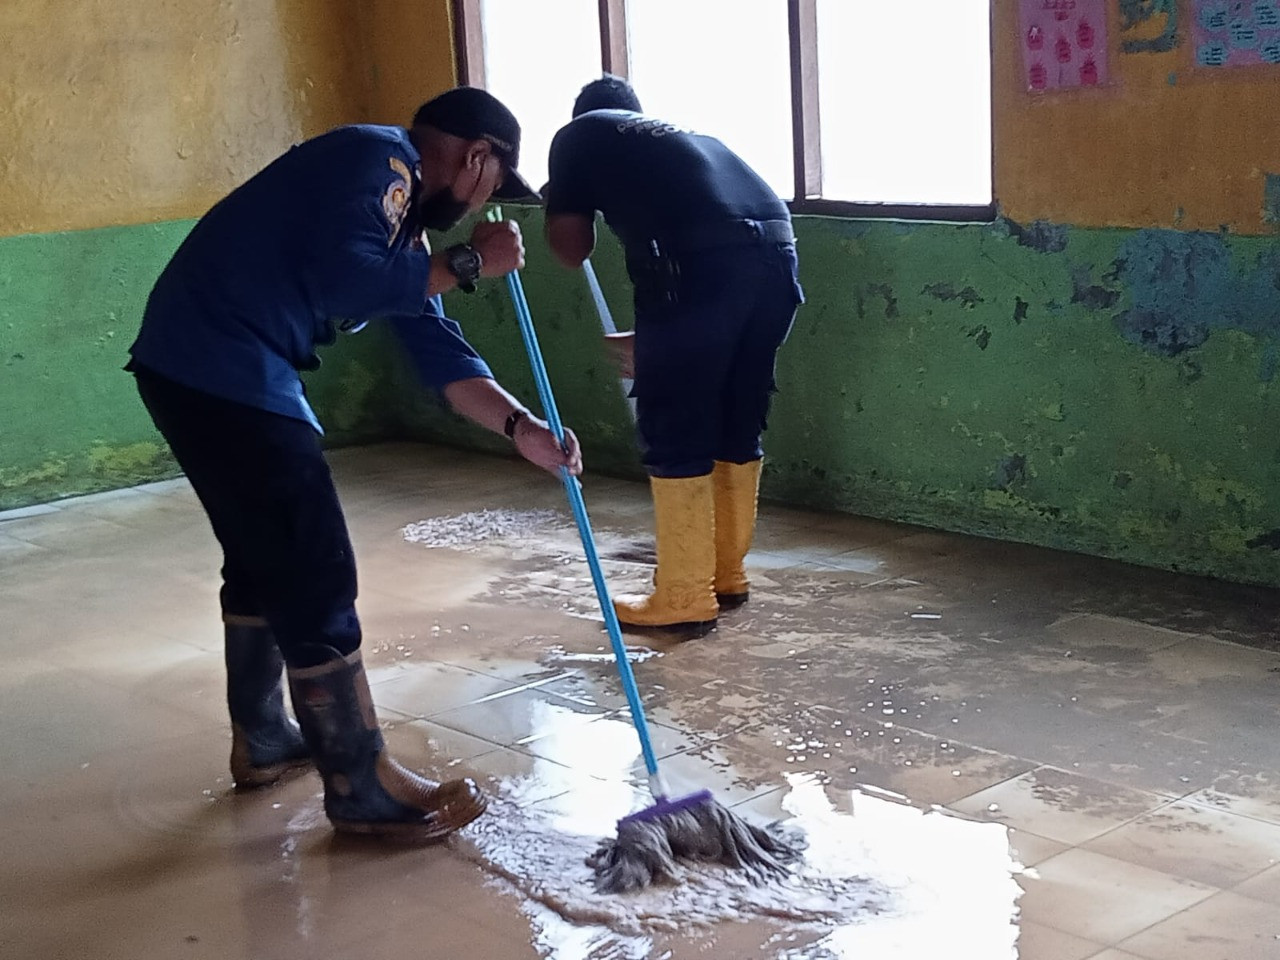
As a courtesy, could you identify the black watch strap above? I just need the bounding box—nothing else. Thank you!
[445,243,482,293]
[504,409,528,440]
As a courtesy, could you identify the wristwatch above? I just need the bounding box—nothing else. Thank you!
[444,243,483,293]
[504,409,528,440]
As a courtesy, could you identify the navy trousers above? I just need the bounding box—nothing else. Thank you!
[134,367,361,665]
[630,241,802,478]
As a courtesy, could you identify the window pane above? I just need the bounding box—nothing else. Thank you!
[817,0,992,205]
[482,0,602,192]
[628,0,793,200]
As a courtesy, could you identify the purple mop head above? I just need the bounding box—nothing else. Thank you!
[587,790,806,893]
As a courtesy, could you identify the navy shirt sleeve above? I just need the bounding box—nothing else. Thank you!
[389,296,493,392]
[546,122,599,218]
[305,140,432,322]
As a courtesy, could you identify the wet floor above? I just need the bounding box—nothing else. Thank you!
[3,441,1280,959]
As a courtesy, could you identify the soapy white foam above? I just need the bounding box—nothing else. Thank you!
[450,705,1024,960]
[541,644,663,666]
[401,509,564,549]
[457,791,887,940]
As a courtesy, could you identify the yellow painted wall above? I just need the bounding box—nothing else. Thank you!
[357,0,459,125]
[994,2,1280,234]
[8,0,1276,239]
[0,0,369,237]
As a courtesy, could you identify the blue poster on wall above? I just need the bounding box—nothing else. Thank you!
[1193,0,1280,67]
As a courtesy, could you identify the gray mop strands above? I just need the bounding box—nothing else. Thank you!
[587,794,806,893]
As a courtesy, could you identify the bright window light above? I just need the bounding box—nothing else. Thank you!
[481,0,602,191]
[628,0,794,200]
[816,0,992,205]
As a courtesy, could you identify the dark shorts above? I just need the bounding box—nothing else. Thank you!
[134,367,361,663]
[630,242,802,478]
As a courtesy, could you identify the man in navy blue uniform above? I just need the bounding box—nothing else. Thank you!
[129,87,582,842]
[544,76,802,634]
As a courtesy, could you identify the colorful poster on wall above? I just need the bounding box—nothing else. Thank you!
[1020,0,1110,91]
[1192,1,1280,68]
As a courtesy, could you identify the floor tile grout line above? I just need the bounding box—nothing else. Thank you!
[1174,792,1280,829]
[1030,761,1191,804]
[1223,858,1280,895]
[1027,871,1222,953]
[1108,884,1235,957]
[400,664,1280,831]
[397,724,520,764]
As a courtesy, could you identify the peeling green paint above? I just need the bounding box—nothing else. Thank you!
[418,209,1280,588]
[5,212,1279,588]
[1264,173,1280,226]
[0,457,70,493]
[1190,476,1264,511]
[87,441,165,477]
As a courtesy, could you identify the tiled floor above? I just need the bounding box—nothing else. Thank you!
[3,441,1280,959]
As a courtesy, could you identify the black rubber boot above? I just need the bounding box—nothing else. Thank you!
[287,646,488,841]
[225,622,312,789]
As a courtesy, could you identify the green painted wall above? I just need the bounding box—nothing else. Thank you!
[405,207,1280,588]
[5,211,1278,588]
[0,222,400,509]
[393,217,642,475]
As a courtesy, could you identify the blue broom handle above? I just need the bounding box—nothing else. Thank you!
[489,211,663,784]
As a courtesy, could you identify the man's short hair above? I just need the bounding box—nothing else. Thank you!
[572,75,642,117]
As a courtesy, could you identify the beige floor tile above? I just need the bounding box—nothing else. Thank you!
[1020,849,1216,944]
[381,715,508,768]
[1233,862,1280,905]
[1118,891,1280,959]
[952,767,1175,845]
[131,477,193,496]
[54,486,184,523]
[428,686,612,752]
[0,531,43,557]
[1084,799,1280,888]
[1044,614,1205,654]
[366,658,524,718]
[0,509,133,548]
[727,711,1037,808]
[1017,920,1105,960]
[0,665,218,785]
[1145,635,1280,685]
[625,735,802,806]
[1008,828,1072,868]
[6,442,1280,960]
[447,745,598,806]
[1184,781,1280,828]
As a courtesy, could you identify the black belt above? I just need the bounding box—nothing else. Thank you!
[625,218,795,258]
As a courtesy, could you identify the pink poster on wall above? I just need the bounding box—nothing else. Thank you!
[1020,0,1110,92]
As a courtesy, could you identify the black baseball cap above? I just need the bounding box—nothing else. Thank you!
[412,87,538,200]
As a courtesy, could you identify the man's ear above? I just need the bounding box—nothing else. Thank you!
[465,141,492,170]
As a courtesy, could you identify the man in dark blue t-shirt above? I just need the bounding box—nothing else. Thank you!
[128,86,582,842]
[544,76,802,635]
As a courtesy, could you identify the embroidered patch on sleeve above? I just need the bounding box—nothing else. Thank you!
[383,157,414,245]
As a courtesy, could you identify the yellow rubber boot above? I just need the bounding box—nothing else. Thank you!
[613,475,719,630]
[713,459,763,608]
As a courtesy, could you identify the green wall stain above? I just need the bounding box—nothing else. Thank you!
[1264,173,1280,226]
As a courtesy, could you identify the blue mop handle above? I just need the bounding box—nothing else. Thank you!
[489,209,665,787]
